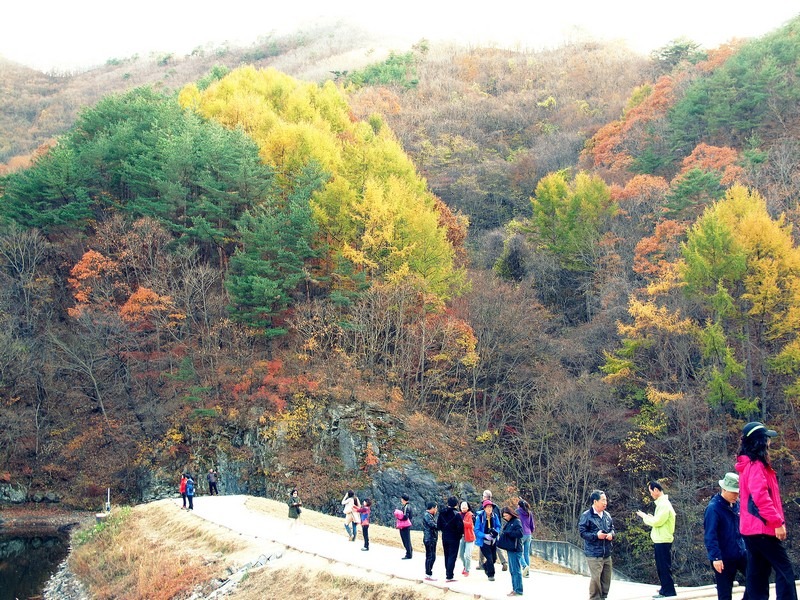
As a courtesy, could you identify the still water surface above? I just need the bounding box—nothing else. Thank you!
[0,533,69,600]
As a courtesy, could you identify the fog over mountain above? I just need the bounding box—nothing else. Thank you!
[2,0,798,72]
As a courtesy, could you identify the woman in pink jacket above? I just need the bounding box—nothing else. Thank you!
[735,421,797,600]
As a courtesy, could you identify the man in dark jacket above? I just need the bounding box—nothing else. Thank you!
[423,501,439,580]
[579,490,615,600]
[437,496,465,582]
[704,472,749,600]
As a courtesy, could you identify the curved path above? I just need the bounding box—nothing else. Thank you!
[175,494,754,600]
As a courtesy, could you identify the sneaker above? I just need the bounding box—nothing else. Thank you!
[464,571,469,577]
[523,566,529,577]
[508,592,523,597]
[402,556,412,560]
[446,579,456,583]
[361,547,369,551]
[488,576,495,581]
[502,564,508,571]
[476,564,483,570]
[425,576,437,581]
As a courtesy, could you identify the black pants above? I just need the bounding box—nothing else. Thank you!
[400,527,412,558]
[425,540,437,576]
[654,543,676,596]
[744,534,798,600]
[362,525,370,549]
[209,482,218,495]
[187,494,194,510]
[480,544,497,578]
[711,555,748,600]
[181,492,187,507]
[443,538,459,579]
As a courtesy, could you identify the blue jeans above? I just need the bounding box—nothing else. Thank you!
[459,538,474,572]
[508,550,523,593]
[519,534,531,569]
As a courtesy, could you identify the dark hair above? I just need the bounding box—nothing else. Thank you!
[447,496,458,508]
[362,497,371,506]
[290,488,297,495]
[589,490,605,503]
[649,480,663,492]
[518,499,530,511]
[426,500,437,510]
[501,506,518,518]
[401,493,410,502]
[738,430,770,466]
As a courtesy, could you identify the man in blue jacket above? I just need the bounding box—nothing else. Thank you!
[704,472,749,600]
[579,490,615,600]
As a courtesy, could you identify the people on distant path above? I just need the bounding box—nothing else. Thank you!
[579,489,615,600]
[437,496,464,582]
[459,501,476,577]
[498,506,524,596]
[179,473,188,509]
[395,493,414,559]
[354,498,372,551]
[475,498,501,581]
[482,490,509,572]
[517,499,535,578]
[185,474,195,510]
[207,469,218,495]
[636,480,677,599]
[342,490,358,541]
[423,501,439,581]
[704,472,749,600]
[287,488,302,528]
[736,421,798,600]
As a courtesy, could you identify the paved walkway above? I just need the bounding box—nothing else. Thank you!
[176,495,663,599]
[177,495,798,599]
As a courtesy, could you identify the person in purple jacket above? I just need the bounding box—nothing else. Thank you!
[517,499,535,577]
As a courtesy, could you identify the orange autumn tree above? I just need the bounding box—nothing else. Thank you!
[67,250,123,317]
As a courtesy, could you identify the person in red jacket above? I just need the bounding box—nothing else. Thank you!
[179,473,188,509]
[735,421,798,600]
[459,501,476,576]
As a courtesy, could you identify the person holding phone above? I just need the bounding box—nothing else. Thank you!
[579,490,615,600]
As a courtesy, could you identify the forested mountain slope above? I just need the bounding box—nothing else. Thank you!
[3,17,800,591]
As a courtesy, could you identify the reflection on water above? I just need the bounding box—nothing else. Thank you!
[0,533,69,600]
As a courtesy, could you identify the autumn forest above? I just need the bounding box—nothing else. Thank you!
[3,16,800,587]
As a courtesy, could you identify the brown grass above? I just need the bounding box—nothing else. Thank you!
[232,557,457,600]
[68,502,244,600]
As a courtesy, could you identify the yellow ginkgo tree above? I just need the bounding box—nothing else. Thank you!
[179,66,466,302]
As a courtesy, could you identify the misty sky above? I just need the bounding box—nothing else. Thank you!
[2,1,798,72]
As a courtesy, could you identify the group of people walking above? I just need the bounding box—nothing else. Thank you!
[580,421,797,600]
[372,488,534,597]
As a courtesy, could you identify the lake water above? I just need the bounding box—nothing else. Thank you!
[0,533,69,600]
